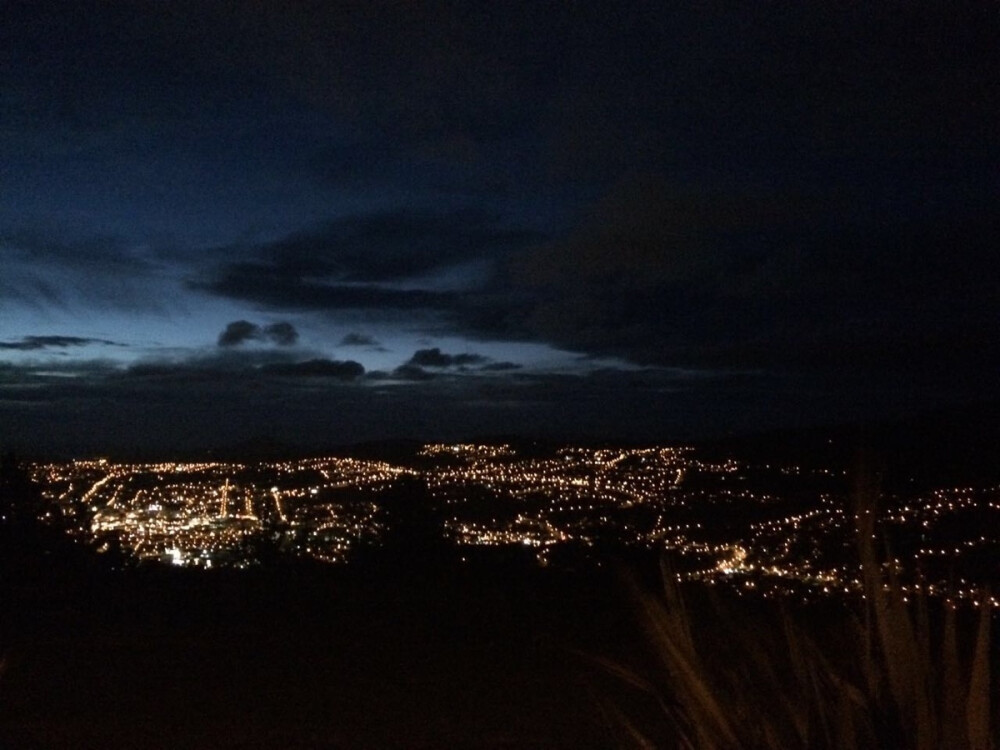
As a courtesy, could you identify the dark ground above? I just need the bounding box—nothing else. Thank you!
[0,554,670,750]
[2,524,996,749]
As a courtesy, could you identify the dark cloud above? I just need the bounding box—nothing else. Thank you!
[390,364,435,382]
[364,364,437,382]
[480,361,522,372]
[0,335,124,351]
[0,358,121,387]
[125,347,316,385]
[260,359,364,381]
[262,322,299,346]
[217,320,299,347]
[217,321,260,347]
[471,177,1000,374]
[190,210,542,315]
[194,269,457,313]
[339,333,380,347]
[406,348,488,369]
[208,210,541,283]
[125,362,243,385]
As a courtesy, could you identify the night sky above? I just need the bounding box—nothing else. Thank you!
[2,2,997,454]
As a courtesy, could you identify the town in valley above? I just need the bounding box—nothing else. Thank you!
[21,440,1000,608]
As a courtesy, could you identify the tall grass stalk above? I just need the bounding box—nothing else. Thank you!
[590,474,996,749]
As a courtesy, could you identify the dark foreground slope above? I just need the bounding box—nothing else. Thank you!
[0,555,661,750]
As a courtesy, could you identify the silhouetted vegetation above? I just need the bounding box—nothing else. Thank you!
[589,468,997,749]
[0,449,106,598]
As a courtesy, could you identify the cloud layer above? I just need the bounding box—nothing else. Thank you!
[0,335,124,351]
[3,2,998,453]
[218,321,299,348]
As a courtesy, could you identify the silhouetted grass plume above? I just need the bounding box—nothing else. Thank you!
[589,472,995,749]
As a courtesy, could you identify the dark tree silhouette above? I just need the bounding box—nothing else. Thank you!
[0,449,42,525]
[0,449,96,583]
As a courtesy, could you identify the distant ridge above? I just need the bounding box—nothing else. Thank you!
[19,400,998,486]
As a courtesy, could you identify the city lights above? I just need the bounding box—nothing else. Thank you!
[26,443,1000,607]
